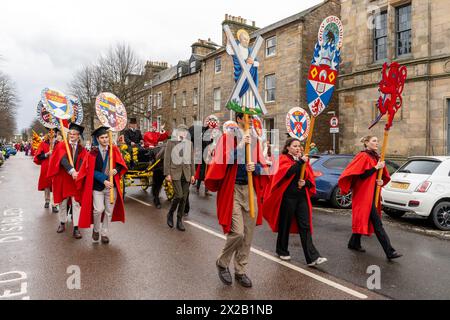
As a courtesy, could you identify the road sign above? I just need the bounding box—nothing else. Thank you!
[330,116,339,128]
[330,127,339,134]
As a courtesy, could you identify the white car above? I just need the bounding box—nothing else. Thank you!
[381,156,450,231]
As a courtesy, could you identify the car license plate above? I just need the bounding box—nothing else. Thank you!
[391,182,410,190]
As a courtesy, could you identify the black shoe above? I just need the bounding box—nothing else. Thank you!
[235,274,253,288]
[176,218,186,231]
[57,223,65,233]
[73,228,82,239]
[101,236,110,244]
[348,245,366,253]
[44,201,50,209]
[52,206,59,213]
[216,261,232,285]
[387,252,403,261]
[167,212,174,228]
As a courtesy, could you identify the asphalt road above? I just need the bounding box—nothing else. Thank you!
[0,153,449,300]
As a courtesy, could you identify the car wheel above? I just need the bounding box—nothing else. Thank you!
[331,187,352,209]
[382,206,406,219]
[430,201,450,231]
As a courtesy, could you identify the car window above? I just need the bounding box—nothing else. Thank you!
[397,160,441,175]
[323,157,352,170]
[386,160,400,175]
[310,158,319,165]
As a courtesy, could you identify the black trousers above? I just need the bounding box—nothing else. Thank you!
[152,169,165,205]
[277,196,320,264]
[348,202,396,257]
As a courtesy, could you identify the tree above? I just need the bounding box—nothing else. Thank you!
[68,43,148,133]
[0,71,19,140]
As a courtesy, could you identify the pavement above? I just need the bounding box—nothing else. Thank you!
[0,153,449,300]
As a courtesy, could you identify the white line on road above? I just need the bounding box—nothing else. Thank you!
[127,197,368,300]
[314,207,335,213]
[126,195,153,207]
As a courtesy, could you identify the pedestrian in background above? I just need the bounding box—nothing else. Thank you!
[164,124,195,231]
[309,142,319,155]
[338,135,402,261]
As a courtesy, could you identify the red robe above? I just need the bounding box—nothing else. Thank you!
[338,151,390,236]
[204,133,269,234]
[33,140,53,191]
[262,154,317,234]
[47,141,87,204]
[76,146,128,229]
[143,131,170,148]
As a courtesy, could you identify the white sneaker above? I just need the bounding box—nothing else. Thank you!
[307,257,328,267]
[279,255,291,261]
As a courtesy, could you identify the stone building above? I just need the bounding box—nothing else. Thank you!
[145,0,341,152]
[339,0,450,157]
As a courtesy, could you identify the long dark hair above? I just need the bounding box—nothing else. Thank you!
[282,138,302,155]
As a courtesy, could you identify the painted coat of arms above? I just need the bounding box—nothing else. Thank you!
[307,16,343,117]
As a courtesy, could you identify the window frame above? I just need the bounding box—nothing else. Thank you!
[214,57,222,74]
[190,60,196,73]
[173,93,177,109]
[396,4,412,57]
[182,91,187,107]
[265,36,277,57]
[264,74,276,103]
[213,88,221,111]
[373,11,388,62]
[193,88,198,106]
[157,92,162,109]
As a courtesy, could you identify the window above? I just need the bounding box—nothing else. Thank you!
[177,66,183,77]
[172,118,177,129]
[398,160,441,175]
[157,92,162,109]
[396,4,412,57]
[266,36,276,57]
[215,57,222,73]
[264,74,276,102]
[182,117,187,125]
[213,88,221,111]
[264,118,275,143]
[148,95,152,111]
[173,94,177,109]
[374,11,387,61]
[192,115,197,123]
[190,61,196,73]
[323,158,353,170]
[193,88,198,105]
[157,116,162,131]
[153,94,157,107]
[182,91,187,107]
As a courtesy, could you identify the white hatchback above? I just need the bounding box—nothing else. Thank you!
[381,156,450,231]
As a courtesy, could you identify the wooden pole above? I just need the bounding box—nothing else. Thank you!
[49,129,54,152]
[300,116,316,180]
[108,130,114,204]
[244,114,255,219]
[59,119,74,166]
[375,129,389,208]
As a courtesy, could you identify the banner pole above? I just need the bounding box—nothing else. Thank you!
[108,130,115,204]
[300,116,316,180]
[375,129,389,208]
[244,114,255,219]
[59,119,74,166]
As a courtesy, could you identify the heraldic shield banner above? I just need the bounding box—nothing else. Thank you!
[307,16,343,117]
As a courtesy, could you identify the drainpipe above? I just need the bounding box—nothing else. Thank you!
[426,0,432,155]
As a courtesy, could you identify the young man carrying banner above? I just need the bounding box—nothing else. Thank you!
[205,113,268,288]
[33,128,59,213]
[77,126,127,244]
[47,123,87,239]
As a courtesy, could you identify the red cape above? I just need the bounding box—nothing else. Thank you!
[205,133,269,234]
[262,154,316,234]
[76,145,128,229]
[47,141,87,204]
[143,131,169,148]
[33,140,52,191]
[338,152,390,236]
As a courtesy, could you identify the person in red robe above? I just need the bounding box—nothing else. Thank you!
[143,122,170,148]
[47,123,87,239]
[33,128,58,211]
[338,135,402,260]
[263,138,327,266]
[76,126,128,245]
[205,113,269,288]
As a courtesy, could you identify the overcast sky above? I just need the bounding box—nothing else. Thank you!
[0,0,322,131]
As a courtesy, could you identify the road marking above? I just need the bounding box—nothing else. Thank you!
[127,196,368,300]
[314,207,335,213]
[126,195,153,207]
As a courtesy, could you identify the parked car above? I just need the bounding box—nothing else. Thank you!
[382,156,450,231]
[4,145,17,156]
[311,154,400,209]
